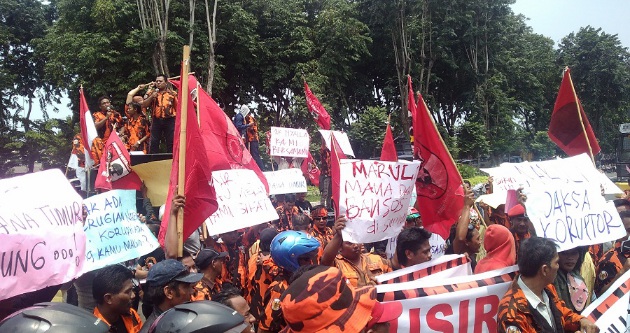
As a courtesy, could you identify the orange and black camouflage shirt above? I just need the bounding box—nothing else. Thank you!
[148,89,177,119]
[245,114,258,142]
[497,280,583,333]
[334,253,392,288]
[594,240,629,296]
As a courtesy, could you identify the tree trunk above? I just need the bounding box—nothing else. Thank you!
[189,0,195,48]
[204,0,218,94]
[25,96,35,173]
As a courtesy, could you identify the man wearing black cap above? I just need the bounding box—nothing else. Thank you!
[191,249,230,301]
[138,259,203,333]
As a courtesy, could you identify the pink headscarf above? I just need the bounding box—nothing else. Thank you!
[475,224,516,274]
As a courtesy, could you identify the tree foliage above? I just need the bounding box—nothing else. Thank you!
[2,0,630,177]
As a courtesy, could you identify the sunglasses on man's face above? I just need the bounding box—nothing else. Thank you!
[313,217,327,221]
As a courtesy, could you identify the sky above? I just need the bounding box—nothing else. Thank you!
[510,0,630,48]
[26,0,630,122]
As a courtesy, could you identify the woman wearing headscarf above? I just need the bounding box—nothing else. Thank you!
[474,224,516,274]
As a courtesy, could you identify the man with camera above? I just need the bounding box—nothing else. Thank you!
[594,210,630,296]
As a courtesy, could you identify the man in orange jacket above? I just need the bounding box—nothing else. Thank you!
[92,265,143,333]
[497,237,598,333]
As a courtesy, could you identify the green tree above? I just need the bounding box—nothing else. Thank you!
[557,26,630,153]
[456,121,489,158]
[348,106,388,159]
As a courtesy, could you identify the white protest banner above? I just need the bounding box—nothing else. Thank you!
[582,269,630,332]
[318,130,355,157]
[378,266,518,333]
[338,159,420,243]
[0,169,86,301]
[269,127,310,158]
[525,182,625,251]
[377,254,468,284]
[206,169,279,235]
[263,169,308,195]
[480,154,621,206]
[82,190,159,273]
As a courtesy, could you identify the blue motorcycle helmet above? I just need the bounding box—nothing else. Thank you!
[270,230,321,272]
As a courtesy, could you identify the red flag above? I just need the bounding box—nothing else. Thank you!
[548,68,601,158]
[330,134,346,216]
[301,152,321,187]
[172,75,268,192]
[79,87,97,166]
[407,75,417,115]
[304,81,331,130]
[94,131,143,190]
[412,84,464,239]
[158,76,218,246]
[380,123,398,162]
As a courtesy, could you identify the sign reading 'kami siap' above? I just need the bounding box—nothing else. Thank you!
[0,169,87,301]
[339,159,420,244]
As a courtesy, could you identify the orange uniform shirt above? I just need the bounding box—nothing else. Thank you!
[93,306,143,333]
[148,89,177,119]
[334,253,392,288]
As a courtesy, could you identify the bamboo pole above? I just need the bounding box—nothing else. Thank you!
[176,45,191,257]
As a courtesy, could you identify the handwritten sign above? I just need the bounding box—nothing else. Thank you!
[263,169,307,195]
[480,154,621,206]
[339,159,421,243]
[269,127,309,158]
[525,182,625,251]
[318,130,355,157]
[0,169,86,301]
[206,169,279,236]
[82,190,159,273]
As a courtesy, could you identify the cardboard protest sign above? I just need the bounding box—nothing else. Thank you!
[582,269,630,332]
[318,130,355,157]
[263,169,307,195]
[377,254,469,284]
[377,266,518,332]
[269,127,310,158]
[480,154,621,207]
[82,190,159,273]
[205,169,278,236]
[525,182,625,251]
[338,159,420,243]
[0,169,86,301]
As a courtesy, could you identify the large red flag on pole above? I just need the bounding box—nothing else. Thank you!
[158,66,218,249]
[173,75,268,192]
[94,131,142,190]
[410,78,464,239]
[330,134,347,217]
[380,121,398,162]
[304,81,331,130]
[79,86,97,167]
[548,67,601,159]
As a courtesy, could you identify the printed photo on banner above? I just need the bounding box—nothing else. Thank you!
[269,127,310,158]
[338,159,420,244]
[263,169,307,195]
[82,189,159,273]
[582,269,630,332]
[0,169,87,301]
[525,182,625,251]
[318,129,355,157]
[205,169,278,236]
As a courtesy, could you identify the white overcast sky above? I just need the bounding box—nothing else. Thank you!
[26,0,630,121]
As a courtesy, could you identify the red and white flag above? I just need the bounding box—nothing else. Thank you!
[301,151,321,187]
[548,67,601,158]
[94,131,142,191]
[79,86,98,167]
[304,81,331,130]
[409,77,464,239]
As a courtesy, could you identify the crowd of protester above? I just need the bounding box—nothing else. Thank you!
[2,78,623,333]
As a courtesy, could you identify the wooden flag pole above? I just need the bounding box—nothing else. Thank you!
[565,67,596,165]
[177,45,191,258]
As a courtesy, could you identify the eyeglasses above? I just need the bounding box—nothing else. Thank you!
[313,217,327,221]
